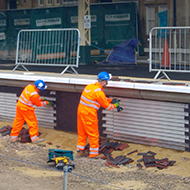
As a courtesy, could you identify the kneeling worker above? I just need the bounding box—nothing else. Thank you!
[77,71,120,158]
[10,79,53,144]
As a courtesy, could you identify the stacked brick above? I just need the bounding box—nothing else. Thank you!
[137,151,176,169]
[83,139,176,169]
[0,125,12,136]
[0,126,35,143]
[104,154,134,168]
[84,138,133,168]
[18,128,31,143]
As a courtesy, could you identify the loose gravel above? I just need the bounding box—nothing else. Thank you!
[0,135,190,190]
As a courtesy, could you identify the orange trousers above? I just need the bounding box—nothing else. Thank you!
[10,105,39,141]
[77,109,99,157]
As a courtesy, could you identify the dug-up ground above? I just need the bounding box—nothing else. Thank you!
[0,121,190,190]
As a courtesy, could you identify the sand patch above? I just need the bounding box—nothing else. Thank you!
[12,166,62,178]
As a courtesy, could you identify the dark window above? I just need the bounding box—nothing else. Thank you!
[9,0,17,9]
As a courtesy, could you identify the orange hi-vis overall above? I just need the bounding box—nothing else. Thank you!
[77,82,116,157]
[10,84,48,142]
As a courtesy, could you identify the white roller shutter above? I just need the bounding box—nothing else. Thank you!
[0,92,56,129]
[35,96,56,129]
[103,97,190,151]
[0,92,17,121]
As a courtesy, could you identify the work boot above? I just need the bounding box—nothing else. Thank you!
[76,150,89,157]
[11,138,19,143]
[90,153,104,159]
[32,138,44,144]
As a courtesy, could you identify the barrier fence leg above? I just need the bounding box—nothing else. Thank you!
[60,66,79,75]
[153,70,161,80]
[61,66,70,75]
[63,165,68,190]
[153,70,170,81]
[12,64,29,72]
[70,66,79,75]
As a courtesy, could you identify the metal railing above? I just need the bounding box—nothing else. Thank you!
[13,28,80,74]
[149,26,190,80]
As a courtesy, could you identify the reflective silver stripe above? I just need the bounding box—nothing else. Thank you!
[80,100,99,110]
[106,104,112,110]
[77,145,85,149]
[94,88,101,92]
[84,89,91,93]
[11,136,18,138]
[19,98,33,107]
[25,88,29,94]
[21,93,32,104]
[90,147,99,151]
[31,135,38,140]
[31,92,38,96]
[20,93,33,106]
[42,101,47,106]
[90,151,98,154]
[81,95,100,106]
[106,104,115,110]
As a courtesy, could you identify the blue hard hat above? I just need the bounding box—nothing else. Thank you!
[97,71,111,81]
[34,80,47,91]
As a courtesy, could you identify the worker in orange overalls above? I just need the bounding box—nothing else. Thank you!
[10,79,53,144]
[77,71,120,158]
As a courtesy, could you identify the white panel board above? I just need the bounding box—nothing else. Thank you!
[0,92,56,129]
[102,97,189,151]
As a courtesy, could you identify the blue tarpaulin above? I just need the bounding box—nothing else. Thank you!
[103,38,139,64]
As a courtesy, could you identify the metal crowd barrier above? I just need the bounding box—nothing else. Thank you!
[149,26,190,80]
[13,28,80,74]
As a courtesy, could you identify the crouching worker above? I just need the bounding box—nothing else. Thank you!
[77,71,120,158]
[10,79,52,144]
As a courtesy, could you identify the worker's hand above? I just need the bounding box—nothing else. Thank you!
[42,98,47,101]
[111,98,120,104]
[111,98,117,103]
[114,102,120,108]
[117,106,123,112]
[47,101,55,107]
[112,99,123,112]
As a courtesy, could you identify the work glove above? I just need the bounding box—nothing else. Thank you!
[117,106,123,112]
[47,101,55,107]
[111,98,118,104]
[111,98,117,103]
[111,98,120,104]
[114,102,120,108]
[113,99,123,112]
[42,98,47,101]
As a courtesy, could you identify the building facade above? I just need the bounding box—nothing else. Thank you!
[1,0,190,51]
